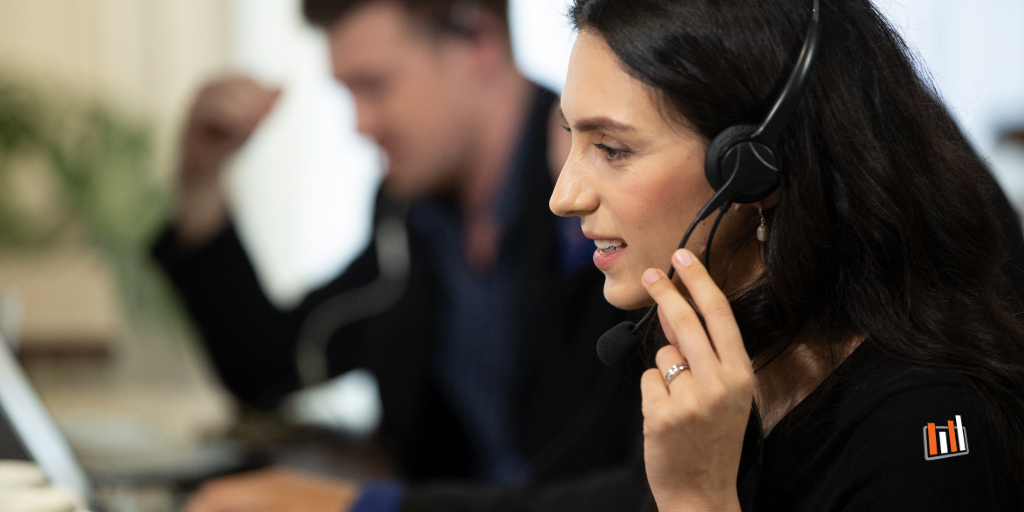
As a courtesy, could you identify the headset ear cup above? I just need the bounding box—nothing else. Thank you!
[704,124,759,191]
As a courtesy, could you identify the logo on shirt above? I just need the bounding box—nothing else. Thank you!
[923,415,968,460]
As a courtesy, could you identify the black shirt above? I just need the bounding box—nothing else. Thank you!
[739,341,1021,511]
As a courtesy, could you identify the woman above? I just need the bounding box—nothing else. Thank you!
[551,0,1024,510]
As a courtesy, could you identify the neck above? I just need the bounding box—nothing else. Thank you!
[457,69,534,216]
[702,223,863,435]
[753,333,863,434]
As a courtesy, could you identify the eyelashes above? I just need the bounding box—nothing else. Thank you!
[594,143,630,161]
[560,125,632,162]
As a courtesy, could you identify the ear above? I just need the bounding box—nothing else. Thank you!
[731,189,781,211]
[760,189,782,209]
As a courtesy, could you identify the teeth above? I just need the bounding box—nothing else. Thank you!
[594,239,624,249]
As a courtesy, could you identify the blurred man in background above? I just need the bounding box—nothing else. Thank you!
[154,0,649,511]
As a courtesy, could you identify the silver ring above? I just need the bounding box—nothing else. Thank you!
[664,362,690,385]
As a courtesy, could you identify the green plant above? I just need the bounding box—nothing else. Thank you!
[0,78,172,322]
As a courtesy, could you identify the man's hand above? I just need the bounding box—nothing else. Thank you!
[175,76,280,247]
[181,467,359,512]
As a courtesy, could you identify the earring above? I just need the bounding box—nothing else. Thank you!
[757,204,769,242]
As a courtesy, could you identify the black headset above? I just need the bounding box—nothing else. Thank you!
[596,0,821,366]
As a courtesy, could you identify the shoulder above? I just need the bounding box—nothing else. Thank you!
[848,377,990,470]
[839,378,1016,510]
[760,345,1020,511]
[833,344,1006,477]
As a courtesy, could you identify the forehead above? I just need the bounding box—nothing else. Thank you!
[327,3,430,76]
[562,31,670,132]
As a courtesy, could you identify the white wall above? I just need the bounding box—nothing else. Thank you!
[875,0,1024,214]
[226,0,382,308]
[510,0,576,94]
[875,0,1024,155]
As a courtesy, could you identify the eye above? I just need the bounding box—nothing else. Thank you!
[561,125,571,132]
[594,143,630,161]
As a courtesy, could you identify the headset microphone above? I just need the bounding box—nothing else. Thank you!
[596,0,820,366]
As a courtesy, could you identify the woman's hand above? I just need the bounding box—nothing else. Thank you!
[639,249,755,512]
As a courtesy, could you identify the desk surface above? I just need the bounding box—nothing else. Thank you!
[20,322,393,512]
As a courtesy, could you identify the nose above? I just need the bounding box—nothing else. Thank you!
[549,148,599,218]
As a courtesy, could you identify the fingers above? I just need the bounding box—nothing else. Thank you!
[655,344,694,392]
[655,303,680,347]
[180,76,281,189]
[655,342,684,370]
[640,363,696,433]
[669,249,750,369]
[640,367,669,412]
[641,267,716,374]
[191,76,281,141]
[638,252,754,511]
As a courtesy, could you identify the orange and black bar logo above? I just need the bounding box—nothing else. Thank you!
[923,415,968,461]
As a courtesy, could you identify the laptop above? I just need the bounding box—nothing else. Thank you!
[0,337,92,505]
[0,334,272,511]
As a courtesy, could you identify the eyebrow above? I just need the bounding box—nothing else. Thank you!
[555,103,636,134]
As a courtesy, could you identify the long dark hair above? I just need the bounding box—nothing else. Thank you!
[572,0,1024,491]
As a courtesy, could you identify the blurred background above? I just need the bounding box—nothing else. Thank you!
[0,0,1021,510]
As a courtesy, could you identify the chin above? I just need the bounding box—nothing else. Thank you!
[383,173,431,201]
[602,278,654,310]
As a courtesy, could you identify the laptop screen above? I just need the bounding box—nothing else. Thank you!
[0,405,32,461]
[0,337,91,502]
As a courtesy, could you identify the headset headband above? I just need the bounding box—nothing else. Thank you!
[753,0,820,146]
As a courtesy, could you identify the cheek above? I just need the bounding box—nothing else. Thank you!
[389,76,466,188]
[620,167,710,269]
[383,76,444,168]
[401,68,463,141]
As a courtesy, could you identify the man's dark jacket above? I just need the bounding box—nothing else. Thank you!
[153,88,653,510]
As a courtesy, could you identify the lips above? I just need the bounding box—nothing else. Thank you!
[591,238,628,270]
